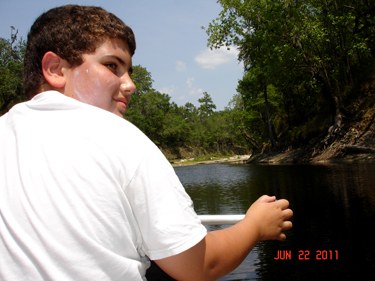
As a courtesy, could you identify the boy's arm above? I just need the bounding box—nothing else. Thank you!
[155,195,293,281]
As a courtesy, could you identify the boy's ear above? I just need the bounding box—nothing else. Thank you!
[41,51,69,89]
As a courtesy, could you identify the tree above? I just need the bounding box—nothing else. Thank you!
[237,70,279,148]
[198,92,216,118]
[204,0,375,147]
[226,94,262,152]
[182,102,198,122]
[125,64,251,155]
[130,64,153,95]
[125,65,183,146]
[0,27,27,115]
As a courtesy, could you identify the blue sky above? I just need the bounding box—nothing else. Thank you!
[0,0,244,110]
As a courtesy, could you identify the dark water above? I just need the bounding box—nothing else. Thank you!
[174,163,375,281]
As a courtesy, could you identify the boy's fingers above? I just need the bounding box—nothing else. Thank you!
[277,221,293,241]
[282,221,293,231]
[258,195,276,203]
[278,233,287,241]
[283,208,293,219]
[275,199,290,209]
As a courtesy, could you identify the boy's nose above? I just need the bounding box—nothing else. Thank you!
[120,74,136,95]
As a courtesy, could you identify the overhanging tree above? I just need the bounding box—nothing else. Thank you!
[0,27,27,115]
[205,0,375,146]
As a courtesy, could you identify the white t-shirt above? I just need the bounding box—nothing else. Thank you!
[0,91,207,281]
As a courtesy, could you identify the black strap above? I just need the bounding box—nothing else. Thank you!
[145,261,177,281]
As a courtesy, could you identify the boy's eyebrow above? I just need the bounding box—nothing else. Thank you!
[104,54,126,66]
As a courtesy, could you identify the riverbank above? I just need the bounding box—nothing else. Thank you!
[170,149,375,167]
[171,135,375,166]
[247,147,375,164]
[249,124,375,164]
[170,109,375,166]
[171,155,251,167]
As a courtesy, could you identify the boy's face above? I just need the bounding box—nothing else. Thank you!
[64,38,136,117]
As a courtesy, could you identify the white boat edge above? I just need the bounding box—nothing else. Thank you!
[198,215,245,225]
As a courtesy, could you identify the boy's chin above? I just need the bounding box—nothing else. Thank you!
[113,109,125,118]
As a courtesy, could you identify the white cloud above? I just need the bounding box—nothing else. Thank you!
[187,77,203,96]
[159,85,178,95]
[194,46,239,70]
[187,77,195,88]
[175,61,186,71]
[189,88,204,96]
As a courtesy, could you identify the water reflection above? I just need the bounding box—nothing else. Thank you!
[176,164,256,215]
[174,163,375,281]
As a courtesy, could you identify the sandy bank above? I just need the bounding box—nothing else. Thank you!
[247,148,375,164]
[171,155,251,167]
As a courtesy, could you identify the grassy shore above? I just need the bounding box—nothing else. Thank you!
[170,155,251,167]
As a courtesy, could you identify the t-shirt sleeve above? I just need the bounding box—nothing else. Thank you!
[124,146,207,260]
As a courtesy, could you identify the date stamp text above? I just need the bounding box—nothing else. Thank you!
[274,250,339,260]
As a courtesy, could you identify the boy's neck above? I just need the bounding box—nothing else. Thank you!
[37,84,63,95]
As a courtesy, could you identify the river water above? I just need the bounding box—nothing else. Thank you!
[174,162,375,281]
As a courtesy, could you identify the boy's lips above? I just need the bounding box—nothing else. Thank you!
[115,97,129,108]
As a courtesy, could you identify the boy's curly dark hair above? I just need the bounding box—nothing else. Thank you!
[24,5,136,99]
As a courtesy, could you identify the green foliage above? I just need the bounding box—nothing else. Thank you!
[124,65,250,156]
[204,0,375,147]
[198,92,216,117]
[0,27,27,115]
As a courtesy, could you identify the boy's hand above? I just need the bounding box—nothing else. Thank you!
[155,195,293,281]
[245,195,293,242]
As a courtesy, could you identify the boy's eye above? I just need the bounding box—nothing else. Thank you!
[106,63,117,70]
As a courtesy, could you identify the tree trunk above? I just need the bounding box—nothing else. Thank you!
[240,127,262,151]
[264,85,277,147]
[0,97,12,116]
[315,74,344,135]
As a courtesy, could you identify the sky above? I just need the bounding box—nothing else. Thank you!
[0,0,244,111]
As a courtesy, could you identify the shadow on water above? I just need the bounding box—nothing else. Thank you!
[174,163,375,281]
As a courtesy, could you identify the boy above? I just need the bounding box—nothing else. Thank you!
[0,5,293,281]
